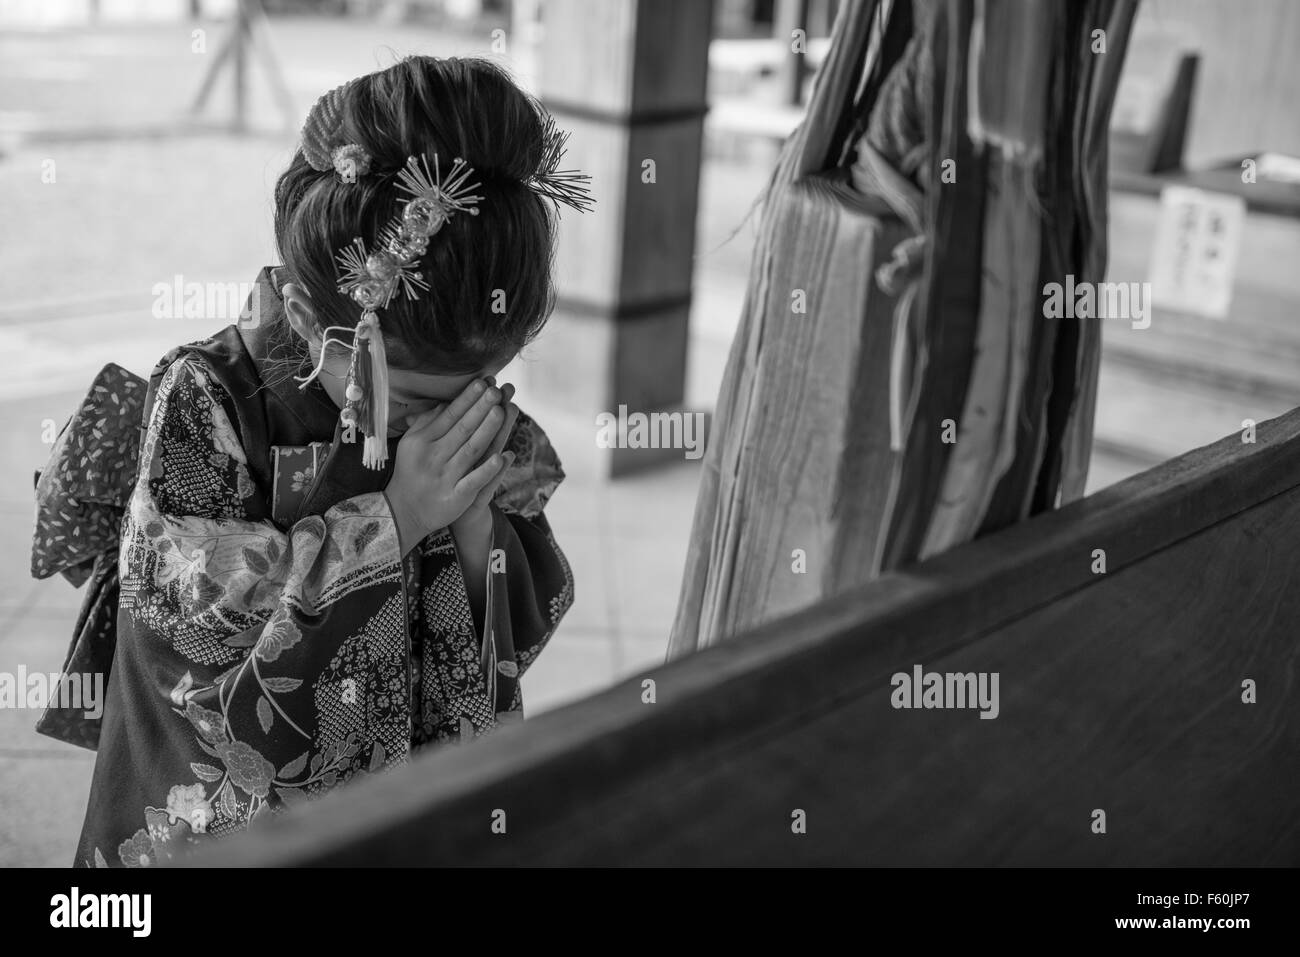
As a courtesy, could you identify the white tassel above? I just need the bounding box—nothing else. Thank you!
[359,312,390,470]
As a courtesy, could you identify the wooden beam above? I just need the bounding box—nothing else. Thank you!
[197,405,1300,866]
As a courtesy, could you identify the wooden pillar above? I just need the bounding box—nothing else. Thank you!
[529,0,714,475]
[774,0,809,106]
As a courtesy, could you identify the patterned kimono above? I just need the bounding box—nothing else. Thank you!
[71,268,573,867]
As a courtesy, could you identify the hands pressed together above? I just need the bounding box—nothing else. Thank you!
[383,376,519,556]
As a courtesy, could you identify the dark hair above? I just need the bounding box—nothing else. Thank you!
[274,56,557,374]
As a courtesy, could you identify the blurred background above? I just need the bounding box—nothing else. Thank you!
[1,0,1298,864]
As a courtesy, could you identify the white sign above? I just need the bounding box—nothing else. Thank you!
[1148,186,1245,320]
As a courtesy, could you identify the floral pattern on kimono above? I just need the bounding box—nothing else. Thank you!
[74,350,573,867]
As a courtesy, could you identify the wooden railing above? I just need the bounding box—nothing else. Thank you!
[200,407,1300,866]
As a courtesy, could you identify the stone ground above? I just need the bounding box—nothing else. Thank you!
[3,13,1285,866]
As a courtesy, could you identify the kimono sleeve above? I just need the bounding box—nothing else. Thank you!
[486,507,573,681]
[485,409,574,688]
[417,414,574,728]
[86,354,411,866]
[460,490,573,722]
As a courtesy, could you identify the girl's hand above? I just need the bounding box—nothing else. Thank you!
[451,382,519,535]
[383,378,507,554]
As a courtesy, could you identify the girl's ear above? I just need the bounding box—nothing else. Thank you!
[281,282,319,344]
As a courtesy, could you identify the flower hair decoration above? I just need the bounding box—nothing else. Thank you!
[301,80,374,184]
[294,78,594,471]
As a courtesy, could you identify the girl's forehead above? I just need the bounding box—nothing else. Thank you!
[384,353,512,400]
[386,366,479,401]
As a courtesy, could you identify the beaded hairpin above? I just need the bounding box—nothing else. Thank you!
[294,78,593,470]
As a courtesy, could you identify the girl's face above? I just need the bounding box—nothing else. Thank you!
[315,342,513,437]
[282,282,513,436]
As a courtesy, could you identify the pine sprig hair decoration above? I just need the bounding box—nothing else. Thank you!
[529,113,595,214]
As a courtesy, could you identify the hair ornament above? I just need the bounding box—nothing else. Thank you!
[529,113,595,214]
[301,80,354,173]
[334,154,483,312]
[330,144,373,184]
[298,154,485,470]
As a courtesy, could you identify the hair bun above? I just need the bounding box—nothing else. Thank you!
[301,80,356,172]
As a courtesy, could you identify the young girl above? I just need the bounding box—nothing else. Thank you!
[74,56,587,867]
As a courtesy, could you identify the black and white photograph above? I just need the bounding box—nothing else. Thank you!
[0,0,1297,926]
